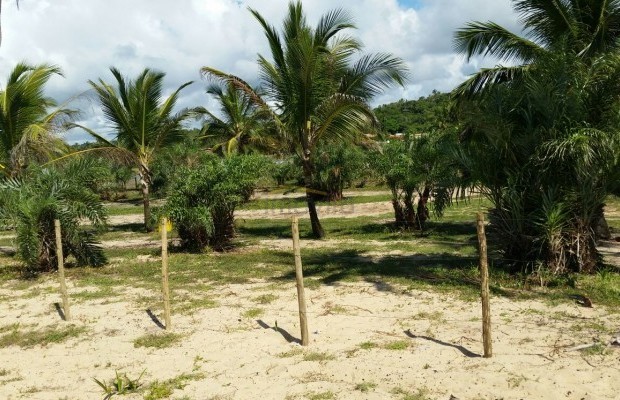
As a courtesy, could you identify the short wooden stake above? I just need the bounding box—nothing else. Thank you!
[54,219,71,321]
[161,217,172,330]
[476,212,492,358]
[291,217,309,346]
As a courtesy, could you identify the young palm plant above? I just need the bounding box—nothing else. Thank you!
[73,68,194,231]
[0,159,107,274]
[0,63,75,177]
[202,1,408,238]
[200,83,276,156]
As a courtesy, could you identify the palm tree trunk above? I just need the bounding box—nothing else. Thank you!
[302,158,324,238]
[416,186,431,230]
[139,164,152,232]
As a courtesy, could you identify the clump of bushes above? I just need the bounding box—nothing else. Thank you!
[0,160,107,273]
[160,154,268,251]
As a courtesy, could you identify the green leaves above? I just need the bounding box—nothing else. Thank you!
[0,63,72,176]
[0,160,107,273]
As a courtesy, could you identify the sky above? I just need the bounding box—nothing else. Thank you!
[0,0,521,143]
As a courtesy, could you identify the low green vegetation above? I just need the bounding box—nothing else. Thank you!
[133,333,183,349]
[0,324,87,348]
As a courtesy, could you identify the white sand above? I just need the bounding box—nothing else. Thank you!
[1,279,619,400]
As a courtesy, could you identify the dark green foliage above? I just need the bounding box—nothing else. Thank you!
[374,91,451,135]
[310,144,367,201]
[270,157,300,186]
[372,131,462,230]
[457,52,620,274]
[160,154,268,251]
[0,160,107,273]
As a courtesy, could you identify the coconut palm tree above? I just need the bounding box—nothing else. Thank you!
[203,1,408,238]
[200,83,275,156]
[453,0,620,97]
[0,63,74,177]
[74,67,193,231]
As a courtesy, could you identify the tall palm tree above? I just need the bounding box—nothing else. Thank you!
[203,1,408,238]
[453,0,620,97]
[74,67,193,231]
[0,63,74,177]
[200,83,274,156]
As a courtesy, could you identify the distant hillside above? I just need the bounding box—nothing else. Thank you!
[373,90,451,135]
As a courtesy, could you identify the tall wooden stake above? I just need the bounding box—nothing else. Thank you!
[291,217,309,346]
[161,217,172,330]
[54,219,71,321]
[476,212,492,358]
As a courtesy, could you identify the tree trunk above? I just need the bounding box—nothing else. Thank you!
[139,164,152,232]
[416,186,431,231]
[302,159,324,239]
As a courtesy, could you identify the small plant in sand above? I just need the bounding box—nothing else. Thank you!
[93,369,145,399]
[355,381,377,393]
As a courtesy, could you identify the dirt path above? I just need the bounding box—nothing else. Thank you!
[106,201,394,226]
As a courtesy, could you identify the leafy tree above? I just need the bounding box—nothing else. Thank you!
[160,154,268,251]
[74,67,194,231]
[0,63,75,177]
[0,159,107,273]
[202,1,408,238]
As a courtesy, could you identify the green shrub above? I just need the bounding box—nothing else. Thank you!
[0,160,107,273]
[160,154,267,251]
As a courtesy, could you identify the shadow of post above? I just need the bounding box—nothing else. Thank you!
[257,319,301,344]
[54,302,66,321]
[404,329,480,358]
[146,309,165,330]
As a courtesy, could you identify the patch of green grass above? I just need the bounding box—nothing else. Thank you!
[391,387,431,400]
[239,193,391,211]
[355,382,377,392]
[277,348,303,358]
[253,293,278,304]
[133,333,183,349]
[143,373,204,400]
[579,343,609,356]
[383,340,410,350]
[242,308,264,319]
[306,391,335,400]
[0,324,87,348]
[302,351,336,362]
[359,341,377,350]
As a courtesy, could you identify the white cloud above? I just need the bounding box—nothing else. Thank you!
[0,0,518,143]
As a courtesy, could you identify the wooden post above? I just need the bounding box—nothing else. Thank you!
[291,216,309,346]
[54,219,71,321]
[161,217,172,330]
[476,212,492,358]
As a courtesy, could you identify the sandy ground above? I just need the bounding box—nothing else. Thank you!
[106,201,394,226]
[1,279,619,400]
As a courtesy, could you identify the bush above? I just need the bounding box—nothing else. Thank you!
[310,144,367,201]
[160,154,268,251]
[0,160,107,273]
